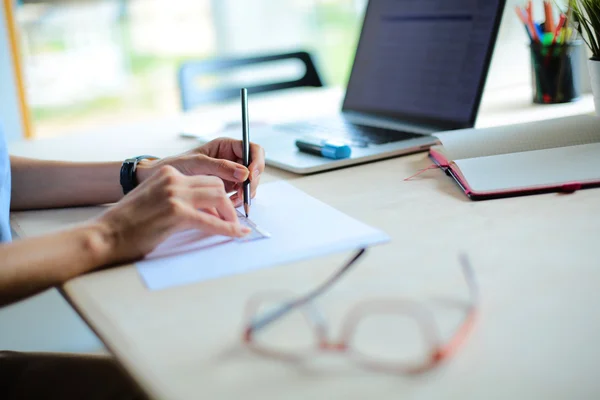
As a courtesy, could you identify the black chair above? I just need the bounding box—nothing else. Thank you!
[177,50,324,111]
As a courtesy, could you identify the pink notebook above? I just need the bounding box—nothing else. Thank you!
[428,115,600,200]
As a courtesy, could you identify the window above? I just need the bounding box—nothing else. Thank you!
[17,0,583,138]
[16,0,366,138]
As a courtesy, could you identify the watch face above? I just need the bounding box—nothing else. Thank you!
[121,158,139,195]
[121,156,158,194]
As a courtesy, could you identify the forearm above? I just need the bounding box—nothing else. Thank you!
[0,222,113,307]
[10,156,123,210]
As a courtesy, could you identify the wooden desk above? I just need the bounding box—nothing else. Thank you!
[9,87,600,399]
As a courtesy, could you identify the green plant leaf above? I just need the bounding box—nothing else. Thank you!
[571,0,600,57]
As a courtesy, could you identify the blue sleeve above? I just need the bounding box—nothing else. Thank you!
[0,126,12,242]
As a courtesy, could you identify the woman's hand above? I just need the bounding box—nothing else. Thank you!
[136,138,266,207]
[97,165,250,264]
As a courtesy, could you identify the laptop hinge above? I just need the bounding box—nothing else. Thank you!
[341,110,442,136]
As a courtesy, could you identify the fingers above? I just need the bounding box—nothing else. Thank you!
[231,142,264,200]
[183,204,250,238]
[201,187,238,224]
[249,171,261,200]
[206,138,265,181]
[248,143,266,181]
[245,144,265,199]
[228,182,241,194]
[177,193,248,237]
[205,141,264,200]
[155,169,247,237]
[183,178,239,224]
[102,166,250,263]
[193,154,249,183]
[202,207,220,218]
[191,139,266,198]
[229,192,243,208]
[151,148,263,237]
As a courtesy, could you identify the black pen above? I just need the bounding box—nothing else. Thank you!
[241,88,251,217]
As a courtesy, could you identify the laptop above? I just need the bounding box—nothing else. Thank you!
[197,0,506,174]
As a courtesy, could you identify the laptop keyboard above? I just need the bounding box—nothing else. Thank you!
[274,118,424,147]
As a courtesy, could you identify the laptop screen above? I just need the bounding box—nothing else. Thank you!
[342,0,506,130]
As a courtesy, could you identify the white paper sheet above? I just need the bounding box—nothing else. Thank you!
[136,181,389,290]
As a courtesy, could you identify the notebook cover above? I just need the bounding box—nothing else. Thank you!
[428,148,600,200]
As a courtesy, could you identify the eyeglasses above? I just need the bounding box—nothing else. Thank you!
[242,249,478,374]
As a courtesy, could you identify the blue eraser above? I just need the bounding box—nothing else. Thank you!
[295,137,352,160]
[321,142,352,159]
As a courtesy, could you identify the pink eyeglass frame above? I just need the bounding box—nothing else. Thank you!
[242,249,478,374]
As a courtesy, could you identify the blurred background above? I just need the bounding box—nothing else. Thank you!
[16,0,366,138]
[13,0,584,139]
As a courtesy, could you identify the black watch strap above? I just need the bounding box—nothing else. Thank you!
[120,155,158,195]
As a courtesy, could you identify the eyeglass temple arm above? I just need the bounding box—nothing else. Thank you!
[245,248,367,338]
[434,254,479,362]
[459,253,479,307]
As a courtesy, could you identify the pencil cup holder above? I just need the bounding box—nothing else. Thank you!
[529,40,582,104]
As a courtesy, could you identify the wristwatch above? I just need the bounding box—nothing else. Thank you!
[120,155,159,195]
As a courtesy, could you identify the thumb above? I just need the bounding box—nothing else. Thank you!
[198,156,249,182]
